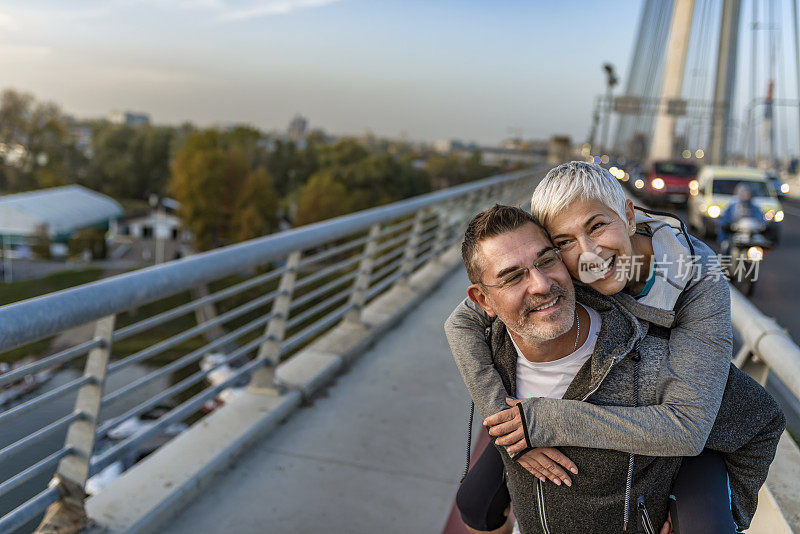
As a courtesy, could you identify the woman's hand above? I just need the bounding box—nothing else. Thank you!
[516,447,578,486]
[484,398,529,454]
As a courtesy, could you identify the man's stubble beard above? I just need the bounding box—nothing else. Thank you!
[501,284,576,344]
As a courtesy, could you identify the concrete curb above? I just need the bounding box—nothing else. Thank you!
[86,244,465,534]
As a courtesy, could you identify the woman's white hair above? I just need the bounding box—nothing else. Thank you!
[531,161,628,226]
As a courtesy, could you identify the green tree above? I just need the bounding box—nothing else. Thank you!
[168,130,227,251]
[295,173,351,226]
[0,89,78,191]
[84,123,174,199]
[231,168,280,243]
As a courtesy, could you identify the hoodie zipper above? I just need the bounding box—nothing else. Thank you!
[637,495,656,534]
[624,345,641,530]
[536,479,551,534]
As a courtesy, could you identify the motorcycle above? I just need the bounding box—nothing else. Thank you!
[723,217,772,296]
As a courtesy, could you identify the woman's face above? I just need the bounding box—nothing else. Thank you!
[545,198,637,295]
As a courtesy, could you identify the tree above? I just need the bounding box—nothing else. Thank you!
[0,89,77,191]
[294,173,351,226]
[68,227,106,259]
[231,167,280,243]
[83,123,174,199]
[168,130,227,251]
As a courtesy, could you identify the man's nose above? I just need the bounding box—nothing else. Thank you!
[523,266,553,295]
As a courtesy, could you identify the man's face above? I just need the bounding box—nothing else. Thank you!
[468,223,576,343]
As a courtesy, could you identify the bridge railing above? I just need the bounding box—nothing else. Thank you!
[0,168,538,533]
[729,288,800,531]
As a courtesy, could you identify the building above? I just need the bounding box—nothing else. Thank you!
[287,115,308,144]
[107,111,151,127]
[0,185,123,256]
[109,198,192,263]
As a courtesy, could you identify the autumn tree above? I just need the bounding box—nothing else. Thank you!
[168,130,227,251]
[294,173,351,226]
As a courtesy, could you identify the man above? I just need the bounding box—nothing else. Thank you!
[448,205,783,533]
[718,183,764,255]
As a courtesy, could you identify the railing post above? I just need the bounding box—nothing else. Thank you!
[191,284,228,344]
[345,224,382,324]
[432,201,454,261]
[398,210,427,284]
[35,315,116,533]
[248,250,302,393]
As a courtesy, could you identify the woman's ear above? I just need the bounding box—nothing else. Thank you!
[625,199,636,234]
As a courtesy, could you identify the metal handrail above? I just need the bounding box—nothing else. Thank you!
[0,167,539,532]
[0,168,533,352]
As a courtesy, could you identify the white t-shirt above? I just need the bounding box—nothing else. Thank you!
[512,303,601,400]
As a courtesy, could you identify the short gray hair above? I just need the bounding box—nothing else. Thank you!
[531,161,627,227]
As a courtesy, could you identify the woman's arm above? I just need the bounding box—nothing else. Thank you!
[507,269,732,457]
[444,298,508,422]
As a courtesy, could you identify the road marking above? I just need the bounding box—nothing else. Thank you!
[783,206,800,218]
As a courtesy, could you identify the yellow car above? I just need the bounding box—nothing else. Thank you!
[687,166,784,242]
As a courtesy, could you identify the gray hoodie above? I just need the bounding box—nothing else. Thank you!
[445,220,784,529]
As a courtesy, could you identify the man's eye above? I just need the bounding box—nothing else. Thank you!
[538,258,555,268]
[555,240,573,248]
[504,272,524,285]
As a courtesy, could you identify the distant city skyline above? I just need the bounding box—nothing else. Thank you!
[1,1,642,144]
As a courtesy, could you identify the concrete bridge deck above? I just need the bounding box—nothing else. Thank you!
[153,269,476,533]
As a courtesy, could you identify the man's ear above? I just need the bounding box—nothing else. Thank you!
[467,284,497,317]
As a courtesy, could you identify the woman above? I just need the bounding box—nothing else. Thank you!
[445,161,781,534]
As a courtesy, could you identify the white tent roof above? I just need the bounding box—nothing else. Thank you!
[0,185,123,236]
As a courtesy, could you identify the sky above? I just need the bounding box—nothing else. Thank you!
[0,0,642,145]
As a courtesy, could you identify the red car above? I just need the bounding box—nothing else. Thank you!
[635,160,699,206]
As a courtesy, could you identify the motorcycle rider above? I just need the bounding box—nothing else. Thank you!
[718,183,763,256]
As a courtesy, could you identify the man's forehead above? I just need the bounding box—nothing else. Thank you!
[478,224,551,274]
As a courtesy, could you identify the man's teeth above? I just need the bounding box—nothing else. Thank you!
[532,297,558,311]
[588,255,614,274]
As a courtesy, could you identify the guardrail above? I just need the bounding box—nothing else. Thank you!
[730,288,800,532]
[0,168,537,533]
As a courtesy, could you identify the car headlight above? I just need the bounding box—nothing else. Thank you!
[651,178,665,190]
[764,210,774,221]
[707,205,721,218]
[688,180,698,190]
[781,183,790,194]
[775,210,784,222]
[747,246,764,261]
[634,179,644,189]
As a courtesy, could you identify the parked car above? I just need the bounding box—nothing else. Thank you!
[633,160,698,206]
[687,166,784,243]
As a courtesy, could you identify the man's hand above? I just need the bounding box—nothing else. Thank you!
[484,397,527,454]
[517,448,578,486]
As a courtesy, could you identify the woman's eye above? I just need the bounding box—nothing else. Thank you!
[555,240,572,248]
[590,222,605,233]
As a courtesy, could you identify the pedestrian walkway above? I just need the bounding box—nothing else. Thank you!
[161,269,479,533]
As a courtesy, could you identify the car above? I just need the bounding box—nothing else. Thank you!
[765,171,790,197]
[633,160,698,206]
[687,166,784,243]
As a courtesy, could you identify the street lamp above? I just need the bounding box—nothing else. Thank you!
[600,63,619,158]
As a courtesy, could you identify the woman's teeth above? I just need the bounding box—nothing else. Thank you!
[588,255,615,275]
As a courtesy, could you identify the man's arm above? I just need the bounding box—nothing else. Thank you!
[494,270,732,457]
